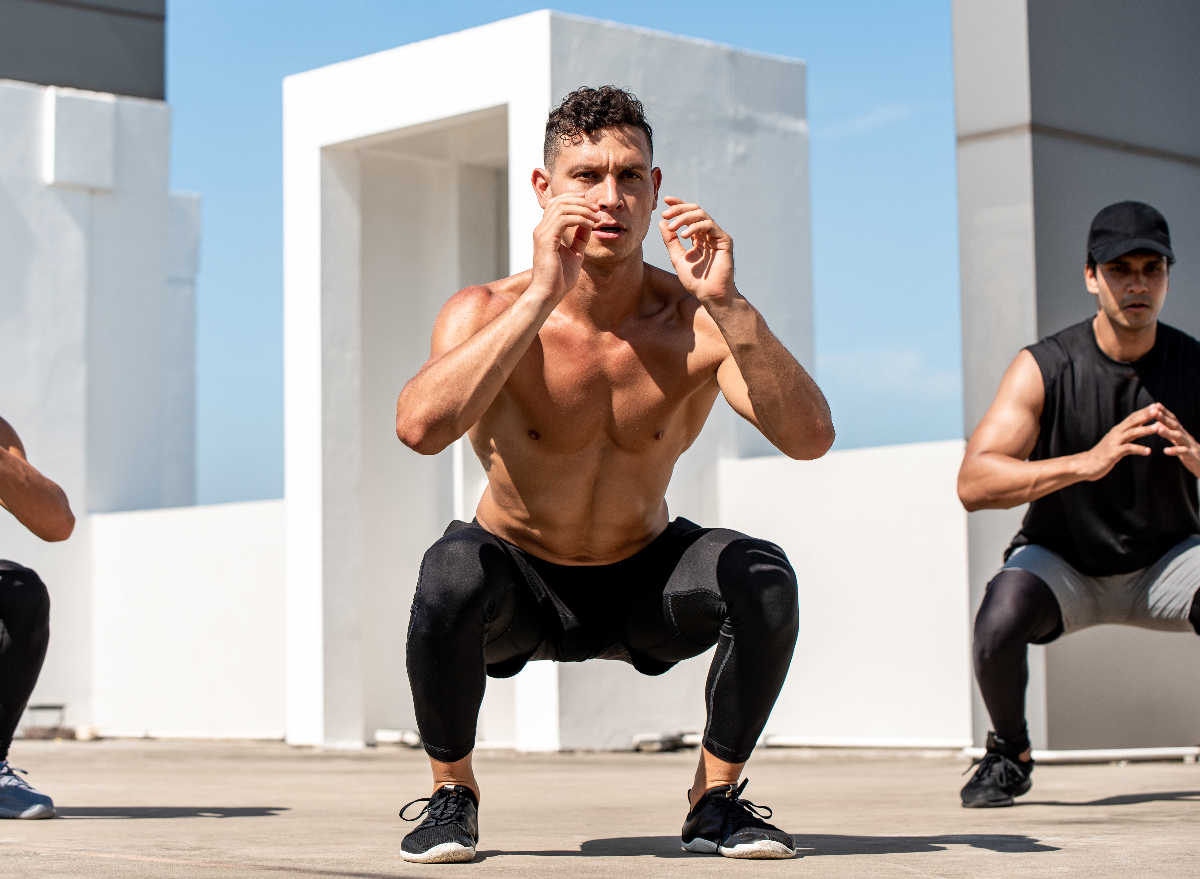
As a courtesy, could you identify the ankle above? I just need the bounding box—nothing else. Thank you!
[688,780,735,809]
[432,780,480,803]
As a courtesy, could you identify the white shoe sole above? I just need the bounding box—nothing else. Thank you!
[400,841,475,864]
[682,838,795,859]
[0,804,56,819]
[719,840,796,859]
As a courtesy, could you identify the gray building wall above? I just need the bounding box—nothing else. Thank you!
[0,0,165,100]
[953,0,1200,749]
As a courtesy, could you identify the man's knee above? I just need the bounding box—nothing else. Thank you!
[0,567,51,631]
[973,569,1058,666]
[717,538,799,637]
[411,534,509,632]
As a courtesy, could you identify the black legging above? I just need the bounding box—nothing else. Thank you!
[0,562,51,762]
[973,567,1200,748]
[406,519,799,765]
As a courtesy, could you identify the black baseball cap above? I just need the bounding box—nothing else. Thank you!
[1088,201,1174,265]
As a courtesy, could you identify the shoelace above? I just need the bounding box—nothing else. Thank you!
[400,788,471,826]
[714,779,774,834]
[0,762,31,781]
[965,752,1020,786]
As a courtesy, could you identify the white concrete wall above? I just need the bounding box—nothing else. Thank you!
[283,11,813,749]
[0,77,199,727]
[90,501,285,737]
[721,441,973,748]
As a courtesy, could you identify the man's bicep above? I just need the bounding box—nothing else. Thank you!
[715,355,761,426]
[968,350,1045,460]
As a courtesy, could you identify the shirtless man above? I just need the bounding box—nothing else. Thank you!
[958,201,1200,807]
[393,86,833,862]
[0,416,75,818]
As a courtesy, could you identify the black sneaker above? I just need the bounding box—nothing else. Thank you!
[400,784,479,863]
[681,779,796,859]
[961,732,1034,808]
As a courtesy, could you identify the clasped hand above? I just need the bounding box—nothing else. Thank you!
[1081,402,1200,480]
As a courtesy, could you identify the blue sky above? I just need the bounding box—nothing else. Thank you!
[167,0,962,504]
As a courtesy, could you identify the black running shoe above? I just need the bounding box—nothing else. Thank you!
[681,779,796,859]
[961,732,1034,808]
[400,784,479,863]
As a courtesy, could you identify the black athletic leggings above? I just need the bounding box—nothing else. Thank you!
[973,567,1200,747]
[0,562,50,762]
[406,519,799,765]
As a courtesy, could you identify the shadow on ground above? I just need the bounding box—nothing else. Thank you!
[477,833,1057,860]
[1024,790,1200,808]
[55,806,289,819]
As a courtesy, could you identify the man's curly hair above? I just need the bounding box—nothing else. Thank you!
[543,86,653,169]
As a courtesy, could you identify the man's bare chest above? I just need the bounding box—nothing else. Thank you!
[495,330,719,453]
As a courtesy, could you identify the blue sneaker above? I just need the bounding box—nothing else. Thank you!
[0,762,56,819]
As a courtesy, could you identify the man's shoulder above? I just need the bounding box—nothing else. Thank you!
[1155,320,1200,354]
[1035,319,1093,350]
[1023,319,1091,382]
[642,262,710,328]
[643,261,688,297]
[440,272,531,319]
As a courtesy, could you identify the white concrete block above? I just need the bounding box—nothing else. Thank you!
[719,441,974,748]
[3,76,201,728]
[91,501,285,736]
[41,87,116,190]
[168,191,202,281]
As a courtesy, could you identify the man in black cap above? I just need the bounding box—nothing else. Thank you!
[956,201,1200,807]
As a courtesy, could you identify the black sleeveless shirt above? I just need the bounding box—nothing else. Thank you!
[1007,319,1200,575]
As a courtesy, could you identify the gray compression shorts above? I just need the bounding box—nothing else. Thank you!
[1001,536,1200,635]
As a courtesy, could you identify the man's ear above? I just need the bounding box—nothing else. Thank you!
[1085,263,1101,296]
[651,167,662,210]
[532,167,551,208]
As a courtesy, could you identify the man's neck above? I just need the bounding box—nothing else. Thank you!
[560,252,652,330]
[1092,311,1157,363]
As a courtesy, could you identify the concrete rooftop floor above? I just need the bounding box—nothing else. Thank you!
[0,739,1197,877]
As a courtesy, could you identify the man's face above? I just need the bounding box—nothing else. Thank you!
[537,126,661,264]
[1086,250,1169,331]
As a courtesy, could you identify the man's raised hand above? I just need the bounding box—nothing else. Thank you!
[531,195,600,303]
[1077,404,1160,481]
[659,196,735,307]
[1153,404,1200,478]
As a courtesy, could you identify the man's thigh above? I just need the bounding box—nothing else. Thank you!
[409,522,546,676]
[621,527,753,672]
[1003,539,1200,634]
[1136,535,1200,632]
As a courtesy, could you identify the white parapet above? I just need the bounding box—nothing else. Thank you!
[720,440,974,749]
[90,500,285,737]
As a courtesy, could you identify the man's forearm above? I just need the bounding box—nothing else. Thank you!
[0,449,74,541]
[958,452,1088,511]
[708,294,834,459]
[397,289,557,455]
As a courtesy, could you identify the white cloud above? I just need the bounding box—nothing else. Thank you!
[812,99,948,141]
[818,348,960,398]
